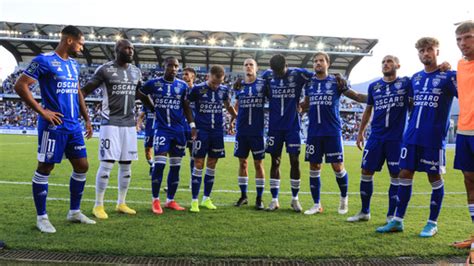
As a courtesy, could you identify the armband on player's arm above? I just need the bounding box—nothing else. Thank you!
[189,122,196,129]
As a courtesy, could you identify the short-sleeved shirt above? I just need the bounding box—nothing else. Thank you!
[189,82,229,134]
[140,77,188,133]
[23,52,81,133]
[367,77,411,140]
[305,74,348,137]
[404,70,457,148]
[262,68,312,131]
[234,78,266,136]
[88,61,142,127]
[457,59,474,133]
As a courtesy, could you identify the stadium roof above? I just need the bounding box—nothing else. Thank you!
[0,21,378,76]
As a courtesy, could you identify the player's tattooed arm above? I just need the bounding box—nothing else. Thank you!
[438,61,451,72]
[14,74,64,126]
[356,105,373,151]
[300,96,310,113]
[224,98,237,135]
[136,112,145,131]
[343,89,368,103]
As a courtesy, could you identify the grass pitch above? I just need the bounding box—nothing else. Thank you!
[0,134,470,260]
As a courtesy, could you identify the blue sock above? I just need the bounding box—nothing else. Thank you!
[238,176,248,197]
[335,169,348,198]
[269,178,280,199]
[255,178,265,198]
[469,204,474,222]
[290,179,300,199]
[203,168,215,197]
[32,171,49,216]
[309,170,321,204]
[360,174,373,214]
[70,171,86,211]
[191,167,203,200]
[387,177,400,217]
[395,178,413,220]
[166,157,181,200]
[152,156,167,199]
[429,179,444,222]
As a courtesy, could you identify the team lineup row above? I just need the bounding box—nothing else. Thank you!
[11,22,474,255]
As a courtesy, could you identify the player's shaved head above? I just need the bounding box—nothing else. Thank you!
[115,39,134,64]
[270,54,287,77]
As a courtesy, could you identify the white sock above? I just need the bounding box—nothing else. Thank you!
[117,163,132,204]
[95,161,114,207]
[202,196,209,201]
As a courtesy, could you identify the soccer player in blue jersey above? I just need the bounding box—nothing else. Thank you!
[300,52,367,215]
[346,55,411,223]
[140,57,195,214]
[232,58,266,210]
[182,67,197,187]
[188,65,237,212]
[262,54,313,212]
[377,37,457,237]
[82,39,153,219]
[14,25,96,233]
[136,105,155,175]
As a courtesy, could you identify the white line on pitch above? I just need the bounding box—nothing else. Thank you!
[0,180,467,195]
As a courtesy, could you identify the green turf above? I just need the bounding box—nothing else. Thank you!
[0,134,471,260]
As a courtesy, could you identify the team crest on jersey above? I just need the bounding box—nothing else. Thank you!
[432,78,441,87]
[325,81,333,90]
[374,83,382,92]
[174,86,181,95]
[394,81,402,89]
[26,62,39,74]
[413,74,423,85]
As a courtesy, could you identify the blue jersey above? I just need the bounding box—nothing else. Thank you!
[404,70,457,148]
[235,78,266,136]
[189,82,229,134]
[23,52,81,133]
[305,75,347,137]
[142,105,155,133]
[140,77,188,133]
[367,77,411,140]
[263,68,312,131]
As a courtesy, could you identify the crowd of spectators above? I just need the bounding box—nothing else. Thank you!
[1,68,363,140]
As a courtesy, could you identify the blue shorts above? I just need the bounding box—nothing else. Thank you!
[192,130,225,158]
[454,134,474,171]
[144,128,154,148]
[184,130,193,150]
[399,143,446,174]
[234,135,265,160]
[305,136,343,164]
[37,126,87,164]
[153,131,186,157]
[361,138,401,174]
[265,130,301,155]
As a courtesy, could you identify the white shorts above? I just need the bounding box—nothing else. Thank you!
[98,125,138,161]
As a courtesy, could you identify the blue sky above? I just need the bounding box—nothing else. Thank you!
[0,0,472,84]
